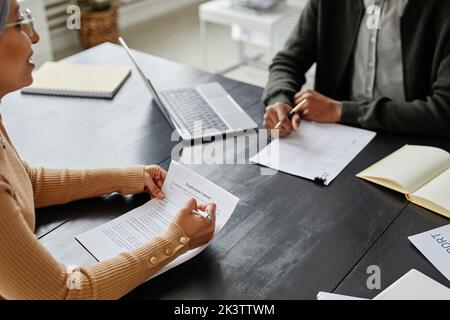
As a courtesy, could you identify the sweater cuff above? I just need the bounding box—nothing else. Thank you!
[116,166,145,195]
[132,222,190,265]
[340,101,362,125]
[264,93,293,107]
[163,222,190,250]
[78,222,190,299]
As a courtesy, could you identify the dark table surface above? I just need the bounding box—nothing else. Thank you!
[1,43,449,299]
[335,204,450,299]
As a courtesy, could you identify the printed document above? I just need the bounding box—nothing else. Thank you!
[76,161,239,278]
[250,122,376,185]
[409,224,450,282]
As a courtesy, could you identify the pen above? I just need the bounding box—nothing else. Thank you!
[274,99,307,130]
[193,209,212,220]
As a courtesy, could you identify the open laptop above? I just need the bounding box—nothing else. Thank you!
[119,37,257,140]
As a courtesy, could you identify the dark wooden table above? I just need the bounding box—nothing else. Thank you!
[1,43,448,299]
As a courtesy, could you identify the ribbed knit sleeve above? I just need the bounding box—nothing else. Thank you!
[0,176,190,300]
[21,162,145,208]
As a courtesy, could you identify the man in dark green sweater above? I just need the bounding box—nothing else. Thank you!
[263,0,450,137]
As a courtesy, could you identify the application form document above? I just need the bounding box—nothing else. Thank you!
[250,122,376,185]
[76,161,239,278]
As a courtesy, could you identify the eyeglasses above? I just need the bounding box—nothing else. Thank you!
[4,9,35,38]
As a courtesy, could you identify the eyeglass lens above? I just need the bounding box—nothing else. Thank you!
[22,9,34,37]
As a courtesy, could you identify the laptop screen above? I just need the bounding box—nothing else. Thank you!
[118,37,166,108]
[119,37,182,131]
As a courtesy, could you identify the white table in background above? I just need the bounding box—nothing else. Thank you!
[199,0,305,71]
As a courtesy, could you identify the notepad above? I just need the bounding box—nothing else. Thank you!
[22,61,131,99]
[357,145,450,218]
[250,122,376,185]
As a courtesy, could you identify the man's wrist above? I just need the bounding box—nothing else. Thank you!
[264,93,293,108]
[266,101,293,111]
[334,102,343,122]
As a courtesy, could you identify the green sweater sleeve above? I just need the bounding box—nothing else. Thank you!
[341,52,450,135]
[262,0,318,107]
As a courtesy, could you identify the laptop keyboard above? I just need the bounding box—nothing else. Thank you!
[160,88,229,136]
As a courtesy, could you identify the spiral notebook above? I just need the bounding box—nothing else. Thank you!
[22,62,131,99]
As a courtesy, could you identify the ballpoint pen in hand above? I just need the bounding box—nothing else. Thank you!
[274,99,307,130]
[193,209,212,220]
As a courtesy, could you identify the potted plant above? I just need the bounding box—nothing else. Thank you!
[75,0,120,49]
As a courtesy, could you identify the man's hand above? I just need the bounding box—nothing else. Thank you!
[294,89,342,123]
[263,102,301,138]
[143,165,167,199]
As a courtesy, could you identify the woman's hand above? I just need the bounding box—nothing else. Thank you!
[173,198,216,250]
[143,165,167,199]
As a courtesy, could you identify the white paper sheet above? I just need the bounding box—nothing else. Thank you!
[250,122,376,185]
[317,292,367,300]
[373,269,450,300]
[76,161,239,279]
[408,224,450,282]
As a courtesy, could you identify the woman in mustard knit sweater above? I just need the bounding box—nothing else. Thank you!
[0,0,216,299]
